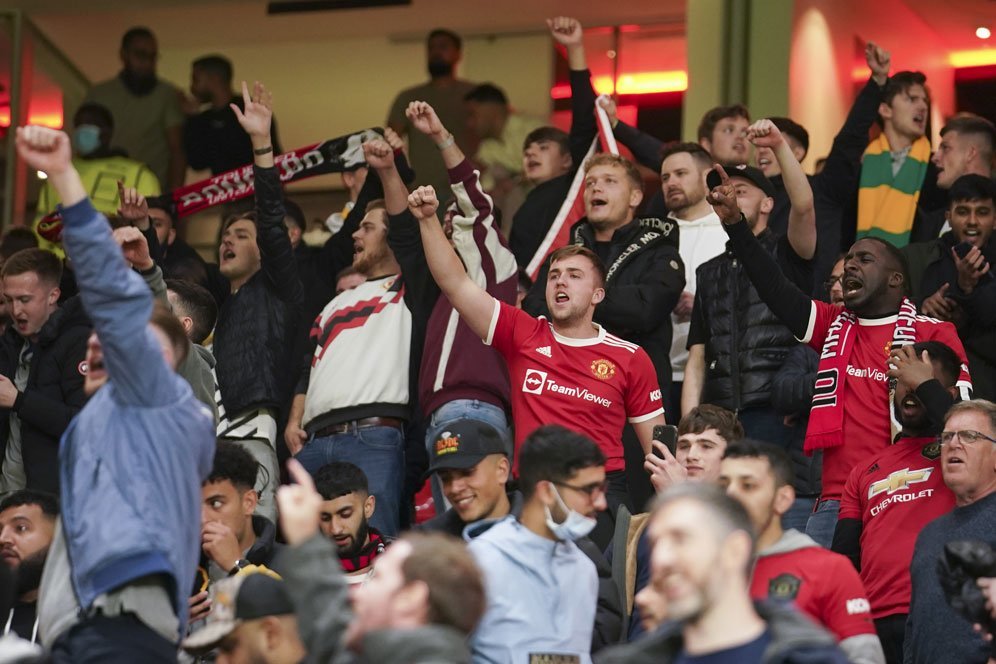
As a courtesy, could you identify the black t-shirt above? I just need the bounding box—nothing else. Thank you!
[675,629,771,664]
[183,96,281,175]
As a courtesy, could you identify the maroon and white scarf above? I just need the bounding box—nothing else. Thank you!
[805,297,918,452]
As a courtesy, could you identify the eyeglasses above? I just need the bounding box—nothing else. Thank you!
[552,479,609,498]
[824,275,843,291]
[938,430,996,445]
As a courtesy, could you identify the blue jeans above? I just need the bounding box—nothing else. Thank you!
[424,400,511,512]
[804,498,840,548]
[783,496,817,533]
[296,425,405,537]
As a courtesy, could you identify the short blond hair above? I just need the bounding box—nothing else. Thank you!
[583,153,642,190]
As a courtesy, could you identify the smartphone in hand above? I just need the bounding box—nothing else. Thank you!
[652,424,679,458]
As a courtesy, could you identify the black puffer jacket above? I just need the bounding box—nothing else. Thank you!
[694,230,810,411]
[0,295,90,493]
[523,217,685,409]
[213,165,304,418]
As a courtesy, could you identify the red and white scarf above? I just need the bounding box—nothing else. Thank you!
[805,297,919,452]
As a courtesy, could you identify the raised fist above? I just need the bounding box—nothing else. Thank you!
[547,17,583,46]
[384,126,405,152]
[112,225,154,271]
[865,42,891,84]
[408,185,439,220]
[597,96,619,128]
[15,126,72,177]
[363,138,395,171]
[745,119,784,149]
[405,101,445,137]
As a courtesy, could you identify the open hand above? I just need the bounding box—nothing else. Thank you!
[644,441,688,494]
[706,164,742,224]
[921,283,954,321]
[408,185,439,220]
[277,459,323,546]
[116,181,150,223]
[547,16,583,46]
[952,245,990,294]
[887,346,935,390]
[231,80,273,141]
[746,119,784,149]
[406,101,446,138]
[15,126,73,177]
[112,226,154,271]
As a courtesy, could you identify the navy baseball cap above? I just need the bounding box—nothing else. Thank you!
[423,419,507,479]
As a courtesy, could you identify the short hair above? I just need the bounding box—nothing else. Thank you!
[1,248,63,288]
[0,489,59,519]
[697,104,750,142]
[314,462,369,500]
[73,102,114,132]
[941,113,996,164]
[944,399,996,435]
[770,117,810,157]
[723,440,794,489]
[912,341,961,388]
[206,441,258,492]
[517,425,606,499]
[653,482,756,556]
[147,195,178,221]
[283,199,306,232]
[166,279,217,344]
[399,532,484,634]
[882,71,927,106]
[427,28,462,50]
[523,126,569,154]
[948,174,996,206]
[150,300,190,367]
[221,210,258,234]
[464,83,508,106]
[549,245,606,288]
[678,404,745,444]
[583,152,642,190]
[0,228,39,262]
[363,199,389,228]
[660,141,713,171]
[192,54,233,84]
[856,236,910,295]
[121,26,155,51]
[335,265,362,285]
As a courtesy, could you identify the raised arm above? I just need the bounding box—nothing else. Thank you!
[548,17,599,166]
[747,120,816,260]
[232,81,303,304]
[708,164,813,338]
[409,185,496,341]
[598,96,666,172]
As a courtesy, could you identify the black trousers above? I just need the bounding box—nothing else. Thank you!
[590,469,631,551]
[875,613,907,664]
[51,614,176,664]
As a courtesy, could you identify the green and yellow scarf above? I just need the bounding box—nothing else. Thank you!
[856,133,931,247]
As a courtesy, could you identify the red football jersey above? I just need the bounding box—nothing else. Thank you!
[802,301,971,499]
[838,436,955,619]
[751,538,876,641]
[486,301,664,472]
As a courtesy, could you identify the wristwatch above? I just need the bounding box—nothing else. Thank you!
[228,558,251,576]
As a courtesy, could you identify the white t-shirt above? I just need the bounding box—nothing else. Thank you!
[668,210,728,380]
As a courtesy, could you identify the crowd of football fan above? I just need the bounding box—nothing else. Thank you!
[0,14,995,664]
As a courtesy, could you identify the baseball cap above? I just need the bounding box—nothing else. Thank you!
[423,419,507,479]
[181,567,294,653]
[706,163,776,198]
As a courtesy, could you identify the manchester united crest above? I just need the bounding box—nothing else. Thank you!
[590,359,616,380]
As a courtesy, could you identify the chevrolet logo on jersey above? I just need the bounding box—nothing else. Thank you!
[867,467,933,499]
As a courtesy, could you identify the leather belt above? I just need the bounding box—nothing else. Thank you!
[313,416,404,438]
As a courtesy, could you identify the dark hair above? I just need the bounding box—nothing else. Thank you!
[517,268,533,293]
[1,248,63,288]
[912,340,961,389]
[150,300,190,367]
[399,532,484,634]
[697,104,750,142]
[653,482,756,557]
[192,54,233,85]
[121,26,155,51]
[166,279,217,344]
[660,141,713,171]
[948,174,996,206]
[464,83,508,106]
[678,404,745,444]
[941,113,996,164]
[523,126,569,154]
[0,489,59,519]
[770,117,810,157]
[147,194,177,220]
[0,228,39,262]
[207,441,259,492]
[221,210,258,234]
[517,425,606,499]
[882,71,928,106]
[723,440,794,489]
[314,461,369,500]
[856,236,911,296]
[548,245,606,288]
[283,199,306,232]
[427,28,462,50]
[335,265,362,285]
[73,102,114,132]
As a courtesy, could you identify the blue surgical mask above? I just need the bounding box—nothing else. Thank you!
[73,124,101,155]
[544,485,597,541]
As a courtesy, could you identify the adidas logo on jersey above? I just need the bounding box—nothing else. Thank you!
[535,346,552,358]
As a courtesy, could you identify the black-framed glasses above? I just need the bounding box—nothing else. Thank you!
[938,430,996,446]
[824,275,843,292]
[552,479,609,498]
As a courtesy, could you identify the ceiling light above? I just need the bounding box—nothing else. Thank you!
[977,26,992,40]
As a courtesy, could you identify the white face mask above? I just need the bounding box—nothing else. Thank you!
[544,484,596,541]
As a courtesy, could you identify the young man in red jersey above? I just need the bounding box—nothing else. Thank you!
[720,440,884,664]
[409,181,665,545]
[708,165,972,547]
[832,340,960,664]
